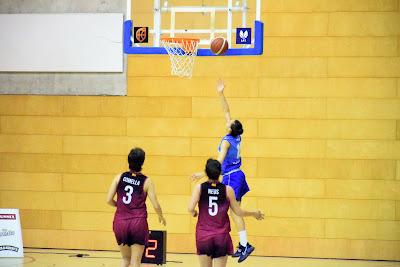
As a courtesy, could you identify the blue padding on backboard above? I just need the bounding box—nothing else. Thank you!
[123,20,264,56]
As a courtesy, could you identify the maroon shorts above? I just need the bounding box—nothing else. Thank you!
[196,232,233,259]
[113,217,149,246]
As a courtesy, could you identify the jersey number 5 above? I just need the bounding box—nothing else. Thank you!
[208,196,219,216]
[123,185,134,204]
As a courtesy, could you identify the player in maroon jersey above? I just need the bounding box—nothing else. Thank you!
[188,159,264,267]
[107,147,166,267]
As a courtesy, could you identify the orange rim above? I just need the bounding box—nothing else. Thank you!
[161,37,200,44]
[161,37,200,53]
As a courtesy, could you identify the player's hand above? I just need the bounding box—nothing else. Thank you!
[253,211,264,220]
[216,79,225,93]
[158,215,166,226]
[191,210,198,217]
[190,172,205,182]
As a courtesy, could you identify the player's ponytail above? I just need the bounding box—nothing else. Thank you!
[230,120,243,137]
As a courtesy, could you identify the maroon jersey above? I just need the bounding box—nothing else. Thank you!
[114,172,148,220]
[196,182,231,238]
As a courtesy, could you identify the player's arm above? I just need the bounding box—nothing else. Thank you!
[145,178,167,226]
[190,140,230,182]
[227,186,264,220]
[190,171,206,181]
[216,79,231,124]
[188,184,201,217]
[106,174,120,207]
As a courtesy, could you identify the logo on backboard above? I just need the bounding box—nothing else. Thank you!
[134,27,149,43]
[236,28,251,44]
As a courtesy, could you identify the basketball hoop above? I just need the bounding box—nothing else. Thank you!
[161,37,200,78]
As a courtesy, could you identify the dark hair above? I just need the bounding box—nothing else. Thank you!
[230,120,243,137]
[128,147,145,172]
[205,158,221,180]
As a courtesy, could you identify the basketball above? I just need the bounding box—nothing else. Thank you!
[210,37,229,55]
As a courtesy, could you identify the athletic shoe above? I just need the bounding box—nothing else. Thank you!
[238,243,255,263]
[232,243,244,258]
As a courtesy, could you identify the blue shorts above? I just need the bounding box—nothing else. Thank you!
[221,170,250,202]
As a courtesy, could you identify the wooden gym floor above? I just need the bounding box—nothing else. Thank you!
[1,248,399,267]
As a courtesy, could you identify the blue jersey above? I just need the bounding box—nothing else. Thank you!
[218,134,242,174]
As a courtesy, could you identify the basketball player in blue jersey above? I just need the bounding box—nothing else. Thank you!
[191,79,255,263]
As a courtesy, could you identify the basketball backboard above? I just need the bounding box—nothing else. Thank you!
[124,0,263,56]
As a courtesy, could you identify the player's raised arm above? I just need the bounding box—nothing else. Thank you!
[227,186,264,220]
[106,174,120,207]
[145,178,166,226]
[188,184,201,217]
[216,79,232,124]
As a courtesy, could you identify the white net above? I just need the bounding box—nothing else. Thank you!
[161,38,199,78]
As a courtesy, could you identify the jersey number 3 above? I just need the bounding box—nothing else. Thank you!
[123,185,134,204]
[208,196,219,216]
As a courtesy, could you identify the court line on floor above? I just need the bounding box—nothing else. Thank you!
[24,248,400,264]
[24,250,183,264]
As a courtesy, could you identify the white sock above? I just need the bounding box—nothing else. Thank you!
[238,230,248,247]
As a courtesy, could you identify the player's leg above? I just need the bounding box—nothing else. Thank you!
[130,244,145,267]
[233,202,254,262]
[223,173,246,256]
[229,204,250,258]
[114,219,132,267]
[234,198,255,263]
[229,203,246,232]
[235,188,255,263]
[230,201,247,247]
[212,232,233,266]
[197,233,218,267]
[199,255,212,267]
[223,171,252,260]
[229,201,247,254]
[119,245,131,267]
[213,256,228,267]
[133,218,149,267]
